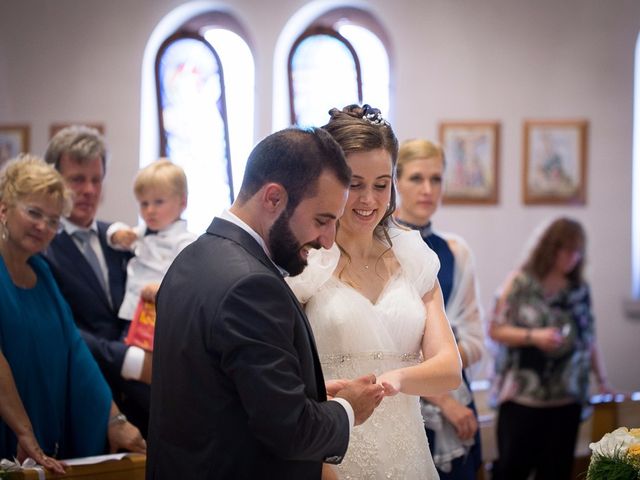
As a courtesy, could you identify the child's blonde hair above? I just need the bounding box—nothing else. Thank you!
[134,159,187,198]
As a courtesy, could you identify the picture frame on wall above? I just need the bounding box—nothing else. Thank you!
[438,121,500,204]
[523,119,588,205]
[0,125,30,170]
[49,123,105,139]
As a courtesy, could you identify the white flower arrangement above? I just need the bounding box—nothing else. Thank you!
[587,427,640,479]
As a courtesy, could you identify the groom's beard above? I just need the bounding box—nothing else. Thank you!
[269,210,319,277]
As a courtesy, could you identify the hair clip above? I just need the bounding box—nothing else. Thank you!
[362,104,389,126]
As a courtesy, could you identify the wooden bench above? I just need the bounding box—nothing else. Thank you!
[7,454,145,480]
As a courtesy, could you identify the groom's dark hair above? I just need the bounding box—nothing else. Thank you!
[236,127,351,212]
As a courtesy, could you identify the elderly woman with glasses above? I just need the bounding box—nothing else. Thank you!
[0,155,146,463]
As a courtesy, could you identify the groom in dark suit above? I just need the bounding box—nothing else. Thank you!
[146,128,384,479]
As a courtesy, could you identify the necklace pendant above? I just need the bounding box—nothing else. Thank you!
[364,265,369,269]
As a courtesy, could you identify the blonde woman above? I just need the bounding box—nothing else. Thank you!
[395,139,485,479]
[0,155,145,460]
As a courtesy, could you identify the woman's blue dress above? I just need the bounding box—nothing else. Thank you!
[0,254,111,459]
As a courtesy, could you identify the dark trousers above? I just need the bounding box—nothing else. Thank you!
[492,401,582,480]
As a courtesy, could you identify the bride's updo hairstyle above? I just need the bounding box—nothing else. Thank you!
[322,104,399,240]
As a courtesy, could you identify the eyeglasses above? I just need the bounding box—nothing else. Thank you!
[17,203,61,231]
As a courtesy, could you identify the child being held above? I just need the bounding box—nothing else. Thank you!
[108,159,197,323]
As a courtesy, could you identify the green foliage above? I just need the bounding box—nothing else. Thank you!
[587,450,640,480]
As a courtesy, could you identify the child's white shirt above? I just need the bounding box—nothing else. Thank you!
[107,219,198,320]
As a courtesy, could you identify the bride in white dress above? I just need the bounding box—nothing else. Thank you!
[287,105,462,479]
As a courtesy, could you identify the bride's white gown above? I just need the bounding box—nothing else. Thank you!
[288,228,440,479]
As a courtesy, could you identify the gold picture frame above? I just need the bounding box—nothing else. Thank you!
[0,124,30,170]
[523,119,588,205]
[439,121,500,204]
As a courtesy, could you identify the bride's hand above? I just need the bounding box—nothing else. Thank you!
[325,379,350,399]
[378,372,401,396]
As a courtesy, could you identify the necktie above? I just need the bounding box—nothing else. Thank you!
[73,230,108,294]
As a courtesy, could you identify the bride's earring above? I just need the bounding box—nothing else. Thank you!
[1,220,8,242]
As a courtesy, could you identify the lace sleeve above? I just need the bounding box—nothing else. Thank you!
[285,244,340,304]
[390,228,440,297]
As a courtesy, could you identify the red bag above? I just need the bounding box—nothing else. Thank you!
[124,298,156,351]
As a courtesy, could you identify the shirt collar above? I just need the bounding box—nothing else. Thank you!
[395,218,433,238]
[218,209,289,277]
[61,217,99,236]
[146,219,187,236]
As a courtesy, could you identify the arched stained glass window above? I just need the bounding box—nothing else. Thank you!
[151,11,254,235]
[156,34,232,234]
[289,27,361,127]
[340,24,389,114]
[287,7,391,127]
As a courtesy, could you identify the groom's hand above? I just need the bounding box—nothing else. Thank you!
[325,379,350,399]
[334,374,384,426]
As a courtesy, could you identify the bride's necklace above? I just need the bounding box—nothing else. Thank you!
[337,237,392,288]
[349,255,373,271]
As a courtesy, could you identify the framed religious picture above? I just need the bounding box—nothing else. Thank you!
[0,125,30,170]
[523,119,588,205]
[49,122,105,139]
[438,121,500,204]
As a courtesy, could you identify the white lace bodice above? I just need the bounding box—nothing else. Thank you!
[287,228,440,479]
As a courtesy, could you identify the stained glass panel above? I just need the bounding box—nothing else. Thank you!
[290,34,359,127]
[339,25,389,115]
[158,37,230,234]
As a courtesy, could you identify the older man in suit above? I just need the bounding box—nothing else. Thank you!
[43,126,151,436]
[147,128,384,479]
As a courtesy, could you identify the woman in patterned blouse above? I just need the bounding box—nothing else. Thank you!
[489,217,613,480]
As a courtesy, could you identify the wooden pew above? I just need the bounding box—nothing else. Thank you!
[6,454,145,480]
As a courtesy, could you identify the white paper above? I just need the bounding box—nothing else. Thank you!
[61,453,133,466]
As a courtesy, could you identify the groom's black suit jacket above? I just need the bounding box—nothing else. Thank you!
[146,218,349,480]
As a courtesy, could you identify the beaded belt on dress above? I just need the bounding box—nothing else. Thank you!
[320,351,420,365]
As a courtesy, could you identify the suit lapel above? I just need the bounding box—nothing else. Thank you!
[208,218,327,399]
[281,281,328,400]
[207,217,280,276]
[53,231,113,309]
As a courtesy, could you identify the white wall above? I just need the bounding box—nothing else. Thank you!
[1,0,638,390]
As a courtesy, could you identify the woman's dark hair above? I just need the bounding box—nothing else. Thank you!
[322,104,399,236]
[523,217,586,285]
